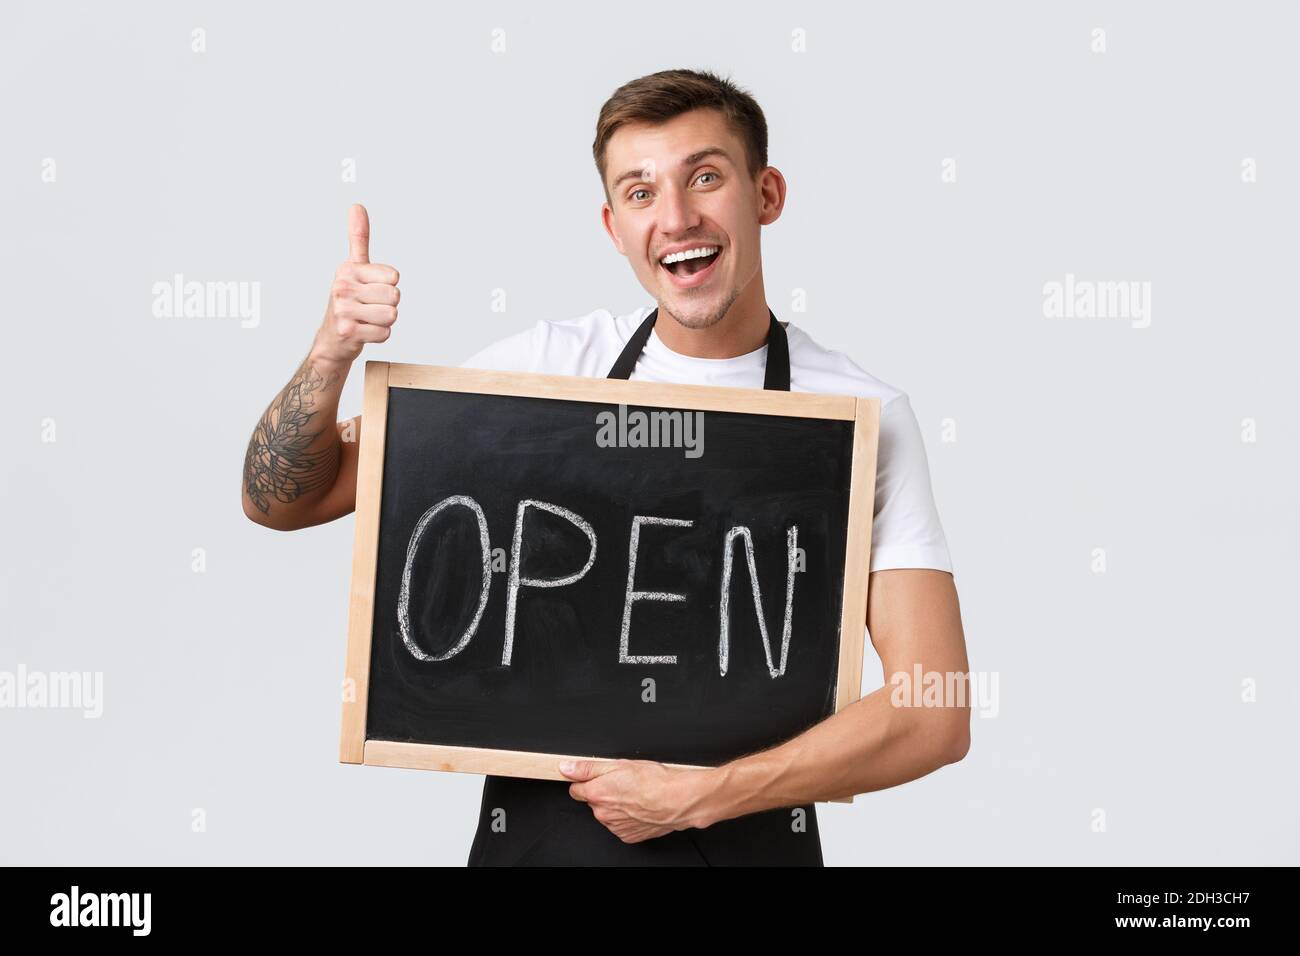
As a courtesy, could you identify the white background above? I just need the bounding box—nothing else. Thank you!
[1,0,1296,864]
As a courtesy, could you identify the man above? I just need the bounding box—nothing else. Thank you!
[242,68,970,866]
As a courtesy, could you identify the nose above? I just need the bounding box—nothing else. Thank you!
[657,182,701,238]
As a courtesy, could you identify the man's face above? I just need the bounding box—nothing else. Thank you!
[601,108,783,331]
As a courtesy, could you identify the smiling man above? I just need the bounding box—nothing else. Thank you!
[242,68,971,867]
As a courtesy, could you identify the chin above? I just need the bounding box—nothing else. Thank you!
[666,304,724,329]
[659,288,738,331]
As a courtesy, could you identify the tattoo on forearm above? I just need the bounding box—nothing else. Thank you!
[243,358,342,515]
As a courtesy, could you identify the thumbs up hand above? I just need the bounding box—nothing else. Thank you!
[311,203,401,368]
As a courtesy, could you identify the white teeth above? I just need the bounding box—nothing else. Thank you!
[660,246,719,265]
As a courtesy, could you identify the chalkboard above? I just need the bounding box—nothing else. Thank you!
[340,362,879,790]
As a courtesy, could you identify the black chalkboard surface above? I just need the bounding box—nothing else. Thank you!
[341,362,879,786]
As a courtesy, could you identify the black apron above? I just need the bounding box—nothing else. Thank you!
[467,307,822,866]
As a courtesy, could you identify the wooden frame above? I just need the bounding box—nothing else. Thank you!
[340,361,880,805]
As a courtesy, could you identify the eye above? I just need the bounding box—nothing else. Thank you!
[695,171,720,186]
[629,187,651,202]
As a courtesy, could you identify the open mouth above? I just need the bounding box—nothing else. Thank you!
[658,246,722,288]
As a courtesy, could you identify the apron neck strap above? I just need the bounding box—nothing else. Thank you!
[606,308,790,391]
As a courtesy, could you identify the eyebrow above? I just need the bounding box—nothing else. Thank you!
[609,147,733,193]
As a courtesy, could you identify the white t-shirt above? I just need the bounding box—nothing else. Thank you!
[459,305,953,574]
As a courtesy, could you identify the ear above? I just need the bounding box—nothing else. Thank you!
[756,166,787,227]
[601,201,627,256]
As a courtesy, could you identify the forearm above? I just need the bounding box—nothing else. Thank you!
[241,345,350,528]
[690,683,968,827]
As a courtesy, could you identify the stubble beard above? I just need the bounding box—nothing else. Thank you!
[662,285,742,332]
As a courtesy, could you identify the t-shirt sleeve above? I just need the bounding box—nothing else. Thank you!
[457,310,613,376]
[868,394,953,573]
[458,321,545,373]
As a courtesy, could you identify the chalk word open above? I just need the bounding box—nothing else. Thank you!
[396,495,801,678]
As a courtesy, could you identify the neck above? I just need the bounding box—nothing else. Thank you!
[653,275,771,359]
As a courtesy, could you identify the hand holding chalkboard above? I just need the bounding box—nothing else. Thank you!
[311,203,402,368]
